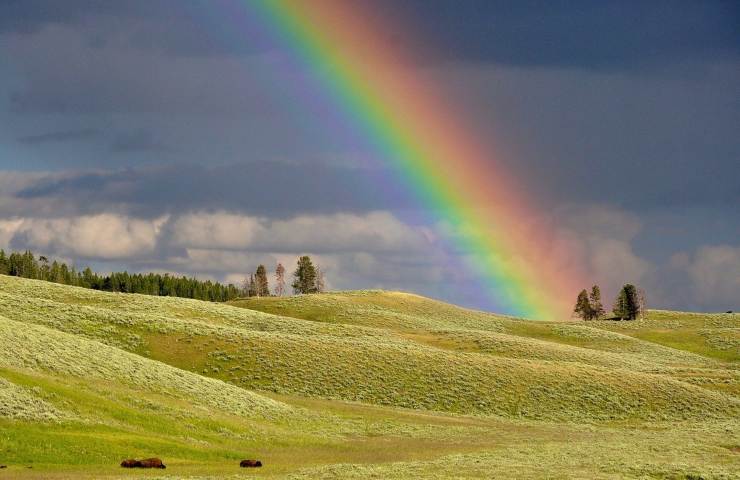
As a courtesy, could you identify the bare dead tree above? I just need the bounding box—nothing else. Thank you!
[637,288,647,320]
[315,266,326,293]
[275,262,286,297]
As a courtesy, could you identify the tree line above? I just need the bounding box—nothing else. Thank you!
[0,249,330,302]
[573,283,646,321]
[0,249,241,301]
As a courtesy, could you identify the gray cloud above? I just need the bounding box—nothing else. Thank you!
[16,128,99,145]
[8,164,415,218]
[3,0,737,69]
[673,246,740,311]
[110,129,169,153]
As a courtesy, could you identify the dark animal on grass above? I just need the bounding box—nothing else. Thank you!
[138,458,166,469]
[240,459,262,468]
[120,458,166,469]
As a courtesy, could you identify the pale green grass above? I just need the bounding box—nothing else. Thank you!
[590,310,740,362]
[0,275,738,479]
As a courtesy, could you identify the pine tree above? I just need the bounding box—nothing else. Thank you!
[588,285,605,320]
[573,289,592,320]
[254,264,269,297]
[274,263,286,297]
[0,249,8,275]
[292,255,317,294]
[613,284,639,320]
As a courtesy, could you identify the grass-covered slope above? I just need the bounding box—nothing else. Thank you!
[2,276,737,422]
[0,275,738,478]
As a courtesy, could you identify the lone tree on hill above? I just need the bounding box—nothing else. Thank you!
[613,283,640,320]
[589,285,605,319]
[274,263,286,297]
[254,264,269,297]
[573,289,592,320]
[292,255,317,294]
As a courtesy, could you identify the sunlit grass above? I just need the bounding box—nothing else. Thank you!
[0,275,738,478]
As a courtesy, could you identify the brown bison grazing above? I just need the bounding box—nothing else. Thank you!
[240,459,262,468]
[138,458,166,469]
[120,458,166,469]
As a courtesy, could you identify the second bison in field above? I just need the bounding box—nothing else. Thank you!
[240,459,262,468]
[120,458,166,469]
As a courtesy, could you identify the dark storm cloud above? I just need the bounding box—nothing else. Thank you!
[389,0,740,69]
[17,128,99,145]
[11,163,416,218]
[2,0,738,68]
[110,129,170,153]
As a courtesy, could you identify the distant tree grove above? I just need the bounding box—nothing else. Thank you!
[0,249,241,301]
[0,249,330,302]
[573,283,645,321]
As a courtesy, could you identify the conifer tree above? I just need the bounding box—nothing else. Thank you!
[0,249,8,275]
[573,289,592,320]
[613,284,639,320]
[292,255,317,294]
[589,285,605,320]
[255,264,269,297]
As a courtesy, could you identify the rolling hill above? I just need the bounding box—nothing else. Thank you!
[0,275,737,479]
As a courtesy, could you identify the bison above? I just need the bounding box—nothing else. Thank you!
[240,459,262,468]
[120,458,166,469]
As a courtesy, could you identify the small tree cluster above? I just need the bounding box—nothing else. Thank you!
[242,256,327,297]
[573,285,604,320]
[243,265,270,297]
[572,283,646,321]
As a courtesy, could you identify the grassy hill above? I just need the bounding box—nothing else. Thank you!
[0,275,738,479]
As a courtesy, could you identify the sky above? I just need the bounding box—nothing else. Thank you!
[0,0,738,314]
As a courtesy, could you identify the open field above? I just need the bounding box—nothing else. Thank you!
[0,275,738,479]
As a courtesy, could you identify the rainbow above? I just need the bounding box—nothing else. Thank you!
[239,1,583,319]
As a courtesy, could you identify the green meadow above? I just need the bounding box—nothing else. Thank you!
[0,275,737,479]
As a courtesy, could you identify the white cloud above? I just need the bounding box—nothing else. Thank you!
[10,214,165,259]
[168,212,262,249]
[167,210,431,254]
[252,211,429,253]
